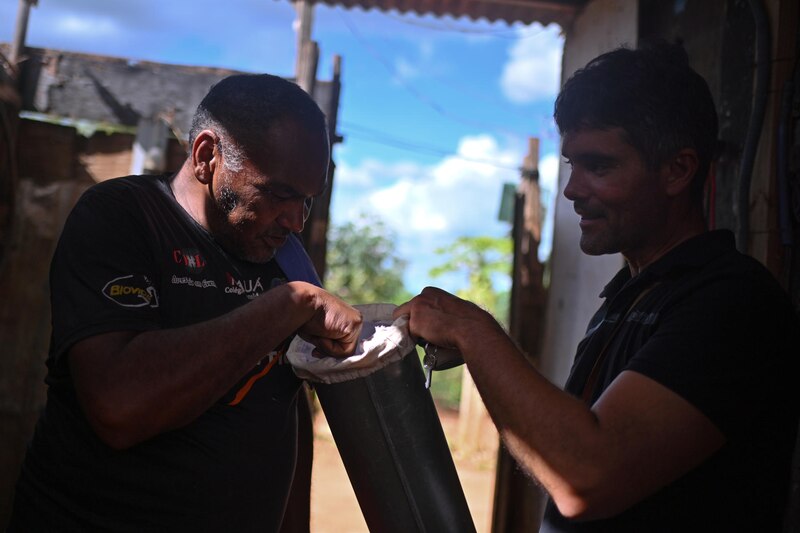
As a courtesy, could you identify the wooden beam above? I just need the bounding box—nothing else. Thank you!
[10,0,37,66]
[294,0,316,82]
[491,137,548,532]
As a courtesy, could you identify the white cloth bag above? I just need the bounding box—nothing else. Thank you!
[286,303,417,384]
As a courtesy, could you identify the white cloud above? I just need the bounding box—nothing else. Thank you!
[8,0,297,72]
[417,39,435,61]
[538,153,560,261]
[500,23,564,104]
[539,152,560,199]
[393,38,437,82]
[367,134,520,236]
[54,15,118,37]
[334,159,423,189]
[331,134,525,292]
[394,56,420,81]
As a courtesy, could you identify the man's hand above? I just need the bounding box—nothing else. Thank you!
[393,286,498,351]
[298,288,363,358]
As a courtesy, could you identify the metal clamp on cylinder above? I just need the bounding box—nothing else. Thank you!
[419,340,464,371]
[420,341,464,390]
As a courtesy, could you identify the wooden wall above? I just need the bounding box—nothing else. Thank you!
[0,117,183,528]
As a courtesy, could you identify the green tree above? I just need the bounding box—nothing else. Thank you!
[427,235,512,409]
[325,214,412,305]
[429,235,512,323]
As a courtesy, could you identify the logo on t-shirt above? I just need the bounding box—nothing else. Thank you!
[102,274,160,308]
[173,249,207,271]
[224,273,264,299]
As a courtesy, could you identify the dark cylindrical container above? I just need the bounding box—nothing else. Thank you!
[315,349,476,533]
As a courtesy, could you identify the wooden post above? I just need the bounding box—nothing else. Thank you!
[293,1,328,277]
[296,40,319,97]
[491,137,548,532]
[294,0,319,97]
[9,0,37,66]
[510,138,546,355]
[300,55,341,281]
[289,12,341,529]
[0,65,21,266]
[294,0,315,80]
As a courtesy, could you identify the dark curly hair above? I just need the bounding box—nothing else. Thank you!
[554,41,718,199]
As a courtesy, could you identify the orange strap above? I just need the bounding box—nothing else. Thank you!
[228,355,281,406]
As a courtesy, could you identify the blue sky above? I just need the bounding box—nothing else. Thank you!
[0,0,564,295]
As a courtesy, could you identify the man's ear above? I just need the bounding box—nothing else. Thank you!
[191,130,220,185]
[664,148,699,197]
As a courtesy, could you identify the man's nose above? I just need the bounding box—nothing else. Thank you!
[562,170,583,201]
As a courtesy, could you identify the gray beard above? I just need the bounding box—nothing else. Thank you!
[218,185,239,214]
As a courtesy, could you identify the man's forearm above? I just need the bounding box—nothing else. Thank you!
[454,319,725,521]
[452,322,609,514]
[70,281,319,449]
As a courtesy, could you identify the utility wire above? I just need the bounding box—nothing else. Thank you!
[341,121,525,173]
[338,10,532,141]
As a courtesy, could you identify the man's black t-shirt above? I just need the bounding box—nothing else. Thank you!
[542,230,800,532]
[12,175,304,532]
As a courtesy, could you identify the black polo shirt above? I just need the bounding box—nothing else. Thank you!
[11,175,303,532]
[543,230,800,532]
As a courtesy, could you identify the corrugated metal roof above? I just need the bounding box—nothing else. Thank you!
[299,0,585,27]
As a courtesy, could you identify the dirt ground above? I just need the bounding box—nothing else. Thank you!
[309,407,498,533]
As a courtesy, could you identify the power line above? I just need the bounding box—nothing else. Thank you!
[340,121,525,173]
[337,10,531,141]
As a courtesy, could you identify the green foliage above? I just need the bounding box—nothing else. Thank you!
[422,351,463,410]
[325,213,412,306]
[429,235,512,323]
[413,344,463,411]
[428,364,464,410]
[427,235,513,408]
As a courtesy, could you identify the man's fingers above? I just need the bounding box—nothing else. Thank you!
[312,337,356,359]
[392,302,411,320]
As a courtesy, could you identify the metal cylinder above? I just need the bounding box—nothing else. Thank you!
[315,349,476,532]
